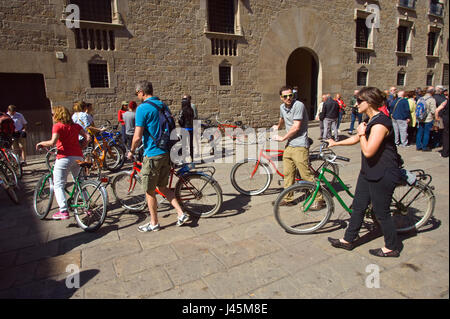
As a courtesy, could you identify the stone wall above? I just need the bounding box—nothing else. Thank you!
[0,0,448,129]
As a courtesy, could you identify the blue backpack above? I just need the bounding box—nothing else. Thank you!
[415,97,429,122]
[144,100,177,152]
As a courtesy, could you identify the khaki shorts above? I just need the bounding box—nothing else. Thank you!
[12,137,26,151]
[141,153,171,193]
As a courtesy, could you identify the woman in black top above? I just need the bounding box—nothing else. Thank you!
[178,99,194,162]
[327,87,403,257]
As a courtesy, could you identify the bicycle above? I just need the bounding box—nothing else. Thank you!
[273,142,436,235]
[33,158,109,232]
[83,127,125,173]
[230,138,339,196]
[111,156,223,218]
[0,150,19,204]
[0,141,22,179]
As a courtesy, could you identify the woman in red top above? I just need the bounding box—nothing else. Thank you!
[118,101,128,144]
[36,106,90,220]
[335,93,347,131]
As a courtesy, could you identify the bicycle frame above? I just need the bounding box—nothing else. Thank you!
[38,171,100,211]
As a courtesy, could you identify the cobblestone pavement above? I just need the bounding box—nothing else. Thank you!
[0,123,448,299]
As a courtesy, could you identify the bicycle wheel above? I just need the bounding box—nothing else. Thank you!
[309,157,339,184]
[111,171,147,211]
[391,181,435,233]
[175,173,223,218]
[5,150,22,179]
[45,147,57,171]
[73,180,108,232]
[99,144,125,172]
[274,182,334,234]
[230,159,272,196]
[33,174,54,219]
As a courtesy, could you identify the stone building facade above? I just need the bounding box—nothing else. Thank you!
[0,0,449,155]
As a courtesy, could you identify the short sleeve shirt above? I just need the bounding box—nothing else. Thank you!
[135,97,167,157]
[72,112,92,130]
[280,100,309,147]
[52,123,83,159]
[122,111,136,135]
[7,112,27,131]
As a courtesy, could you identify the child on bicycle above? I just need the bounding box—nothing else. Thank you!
[36,106,90,220]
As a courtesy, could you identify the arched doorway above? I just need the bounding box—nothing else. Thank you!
[286,48,319,119]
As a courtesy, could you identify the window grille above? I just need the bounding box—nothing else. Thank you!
[356,18,369,48]
[426,73,434,86]
[219,66,231,86]
[357,52,370,64]
[74,28,115,50]
[427,31,438,56]
[211,38,237,56]
[443,64,449,86]
[397,56,408,66]
[208,0,235,34]
[357,68,368,86]
[397,72,406,86]
[88,63,109,88]
[397,26,409,52]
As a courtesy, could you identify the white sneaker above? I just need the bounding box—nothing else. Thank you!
[138,222,160,232]
[176,213,189,226]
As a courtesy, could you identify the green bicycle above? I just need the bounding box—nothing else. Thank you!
[273,143,436,234]
[33,160,109,232]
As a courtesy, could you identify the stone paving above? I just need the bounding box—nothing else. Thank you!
[0,123,448,299]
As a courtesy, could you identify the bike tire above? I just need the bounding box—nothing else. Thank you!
[73,180,108,232]
[274,182,334,234]
[33,174,54,219]
[99,144,125,172]
[45,147,58,172]
[6,150,22,179]
[391,180,435,233]
[111,171,147,211]
[175,173,223,218]
[230,159,272,196]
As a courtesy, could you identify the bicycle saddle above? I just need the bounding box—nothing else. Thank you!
[76,160,93,168]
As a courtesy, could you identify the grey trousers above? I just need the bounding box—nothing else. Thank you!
[392,119,409,146]
[323,118,338,140]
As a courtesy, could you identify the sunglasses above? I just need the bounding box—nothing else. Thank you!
[135,90,141,96]
[356,98,365,104]
[281,93,293,99]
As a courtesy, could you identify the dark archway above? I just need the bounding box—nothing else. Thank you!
[286,48,319,119]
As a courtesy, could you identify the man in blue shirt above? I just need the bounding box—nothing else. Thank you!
[128,80,189,232]
[389,90,411,147]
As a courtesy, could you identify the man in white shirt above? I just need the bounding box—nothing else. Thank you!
[7,105,28,165]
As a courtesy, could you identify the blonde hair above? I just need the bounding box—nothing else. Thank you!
[72,101,86,113]
[53,106,73,124]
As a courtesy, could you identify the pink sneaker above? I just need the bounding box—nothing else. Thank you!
[52,211,70,220]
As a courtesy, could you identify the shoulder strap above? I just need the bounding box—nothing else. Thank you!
[391,99,401,117]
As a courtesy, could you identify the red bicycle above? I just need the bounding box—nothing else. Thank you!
[111,157,223,218]
[230,142,339,196]
[0,140,22,179]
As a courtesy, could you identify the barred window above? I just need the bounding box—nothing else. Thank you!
[356,18,369,48]
[219,65,231,86]
[427,31,438,56]
[426,73,434,86]
[357,67,368,86]
[397,26,409,52]
[88,63,109,88]
[397,70,406,86]
[208,0,235,34]
[69,0,112,23]
[443,64,449,86]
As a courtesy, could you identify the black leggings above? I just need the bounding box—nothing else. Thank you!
[344,172,400,250]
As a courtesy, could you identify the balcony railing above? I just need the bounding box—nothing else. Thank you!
[398,0,416,9]
[429,2,444,16]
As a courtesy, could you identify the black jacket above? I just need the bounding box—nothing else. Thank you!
[320,98,339,120]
